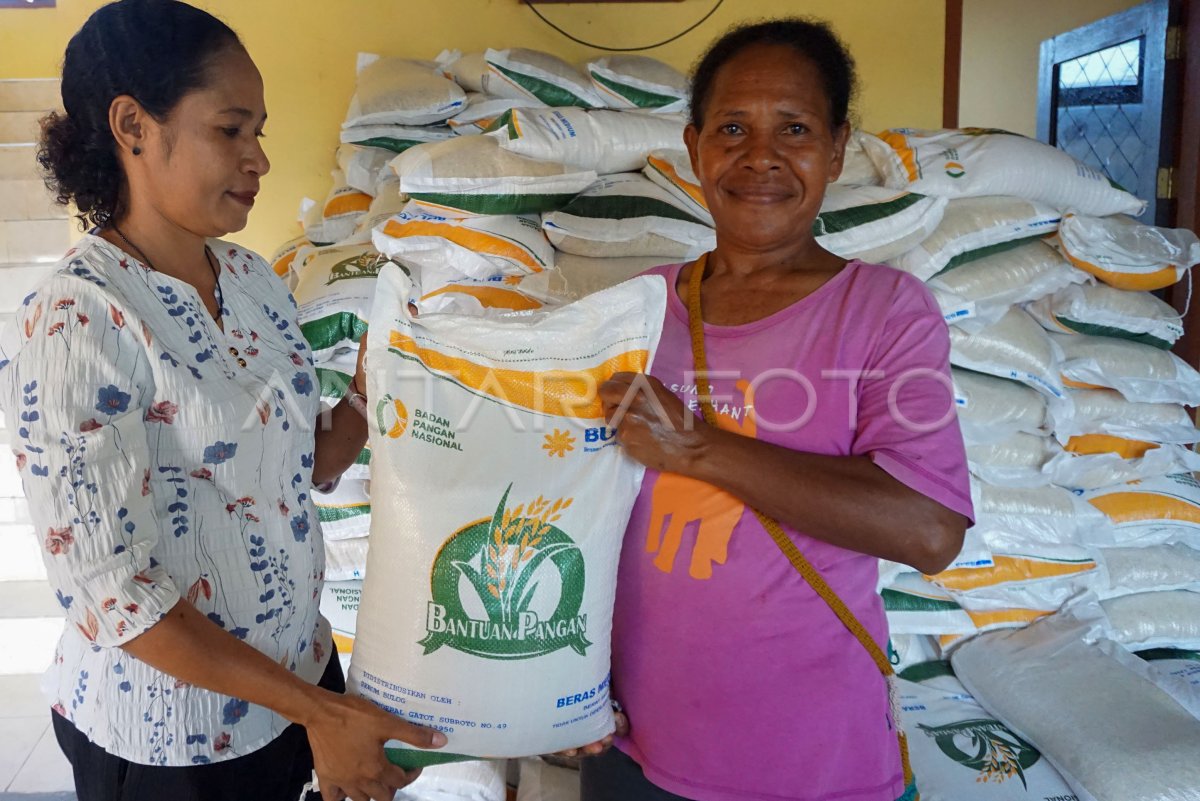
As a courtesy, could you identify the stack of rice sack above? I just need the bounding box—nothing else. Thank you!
[855,128,1200,662]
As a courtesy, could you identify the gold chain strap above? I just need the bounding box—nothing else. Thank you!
[684,253,915,792]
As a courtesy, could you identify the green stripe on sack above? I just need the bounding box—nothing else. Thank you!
[1137,647,1200,662]
[933,234,1047,277]
[897,659,956,683]
[386,748,476,770]
[410,192,581,216]
[300,313,368,352]
[345,136,425,153]
[316,503,371,523]
[1054,316,1172,350]
[881,588,963,613]
[315,368,352,399]
[589,71,680,109]
[482,109,518,140]
[812,192,926,236]
[354,447,371,466]
[488,62,593,108]
[558,195,706,225]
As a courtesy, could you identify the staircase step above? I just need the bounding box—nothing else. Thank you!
[0,113,44,146]
[0,264,55,315]
[0,525,41,582]
[0,618,61,676]
[0,145,39,182]
[0,582,61,620]
[0,221,72,264]
[0,80,60,114]
[0,180,66,222]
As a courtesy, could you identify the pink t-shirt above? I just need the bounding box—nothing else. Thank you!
[612,260,974,801]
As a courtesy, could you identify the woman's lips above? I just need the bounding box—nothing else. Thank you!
[726,186,792,203]
[227,191,257,207]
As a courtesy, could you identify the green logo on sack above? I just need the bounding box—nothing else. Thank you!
[327,252,388,285]
[420,484,590,659]
[918,719,1041,787]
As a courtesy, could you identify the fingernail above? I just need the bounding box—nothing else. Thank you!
[431,731,447,747]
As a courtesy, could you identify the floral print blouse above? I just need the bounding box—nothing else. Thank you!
[0,234,332,766]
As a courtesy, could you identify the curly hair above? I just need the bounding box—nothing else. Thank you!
[38,0,242,230]
[689,17,858,131]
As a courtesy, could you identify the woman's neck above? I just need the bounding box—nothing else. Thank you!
[704,236,843,281]
[103,203,211,283]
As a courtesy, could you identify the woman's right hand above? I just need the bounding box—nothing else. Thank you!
[304,689,447,801]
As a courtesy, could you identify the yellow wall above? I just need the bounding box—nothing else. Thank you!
[1,0,945,256]
[959,0,1142,137]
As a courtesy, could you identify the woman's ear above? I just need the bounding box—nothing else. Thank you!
[108,94,147,158]
[683,123,701,182]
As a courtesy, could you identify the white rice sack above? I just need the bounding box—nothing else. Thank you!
[484,48,604,108]
[973,481,1110,546]
[1059,388,1199,444]
[416,273,557,318]
[1055,332,1200,405]
[835,130,888,187]
[321,579,362,671]
[587,55,687,112]
[1103,591,1200,651]
[321,169,374,245]
[344,54,467,128]
[294,241,385,361]
[269,234,308,288]
[548,253,667,301]
[1048,443,1200,492]
[326,535,370,582]
[966,432,1061,488]
[372,204,553,281]
[516,757,581,801]
[952,602,1200,801]
[351,266,666,765]
[353,175,410,237]
[929,242,1086,330]
[814,184,947,264]
[895,671,1078,801]
[888,634,943,672]
[888,196,1060,282]
[341,123,457,154]
[949,308,1065,401]
[337,144,394,196]
[448,94,545,135]
[1101,544,1200,599]
[440,50,490,94]
[871,128,1147,217]
[952,369,1050,444]
[931,541,1102,614]
[399,759,509,801]
[314,477,371,541]
[487,107,685,175]
[542,173,715,259]
[1057,212,1200,291]
[881,573,977,636]
[1027,282,1184,351]
[391,135,598,217]
[642,149,710,226]
[1084,473,1200,546]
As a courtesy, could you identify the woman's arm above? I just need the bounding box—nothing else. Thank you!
[312,335,369,486]
[600,374,968,575]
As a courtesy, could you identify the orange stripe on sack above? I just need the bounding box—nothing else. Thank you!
[964,608,1051,628]
[932,555,1096,591]
[1062,376,1109,391]
[382,219,543,271]
[387,330,647,419]
[878,130,920,182]
[420,284,544,311]
[324,191,372,218]
[1065,434,1159,458]
[1059,247,1180,291]
[273,251,298,277]
[1088,491,1200,525]
[647,155,709,210]
[331,632,354,654]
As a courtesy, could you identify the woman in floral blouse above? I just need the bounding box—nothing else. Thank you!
[0,2,444,799]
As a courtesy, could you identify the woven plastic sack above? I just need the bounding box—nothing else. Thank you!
[448,94,545,135]
[337,144,393,196]
[344,54,467,128]
[1055,332,1200,405]
[642,149,711,226]
[398,759,509,801]
[341,122,456,154]
[350,266,665,765]
[326,535,369,582]
[483,48,603,108]
[836,130,888,187]
[1084,473,1200,545]
[880,572,977,636]
[269,234,308,287]
[895,668,1077,801]
[439,50,491,94]
[542,173,715,259]
[966,432,1062,488]
[372,204,553,281]
[1048,443,1200,492]
[486,107,685,175]
[1100,544,1200,599]
[972,481,1110,546]
[294,241,385,361]
[548,253,667,301]
[414,273,557,318]
[814,184,948,264]
[1056,212,1200,291]
[353,175,410,237]
[949,308,1065,401]
[314,477,372,541]
[871,128,1147,217]
[931,241,1084,330]
[320,579,362,671]
[1103,591,1200,651]
[320,169,373,245]
[931,541,1101,613]
[888,196,1060,281]
[952,369,1050,445]
[391,135,598,217]
[1027,282,1183,350]
[1059,388,1198,444]
[586,55,687,111]
[952,602,1200,801]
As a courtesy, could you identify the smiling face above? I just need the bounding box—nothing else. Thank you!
[133,45,270,237]
[685,43,849,255]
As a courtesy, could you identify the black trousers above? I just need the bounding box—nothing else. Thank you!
[579,747,695,801]
[52,652,345,801]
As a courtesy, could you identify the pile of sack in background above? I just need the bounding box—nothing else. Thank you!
[273,47,1200,801]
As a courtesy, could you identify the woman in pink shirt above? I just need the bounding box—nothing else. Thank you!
[584,18,974,801]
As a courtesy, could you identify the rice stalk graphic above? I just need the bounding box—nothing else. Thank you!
[453,484,575,625]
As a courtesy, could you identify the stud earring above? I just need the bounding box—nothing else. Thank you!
[132,146,142,156]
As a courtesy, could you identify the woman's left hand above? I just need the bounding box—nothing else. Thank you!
[599,372,710,474]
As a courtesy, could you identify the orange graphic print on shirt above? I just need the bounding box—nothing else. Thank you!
[646,381,756,579]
